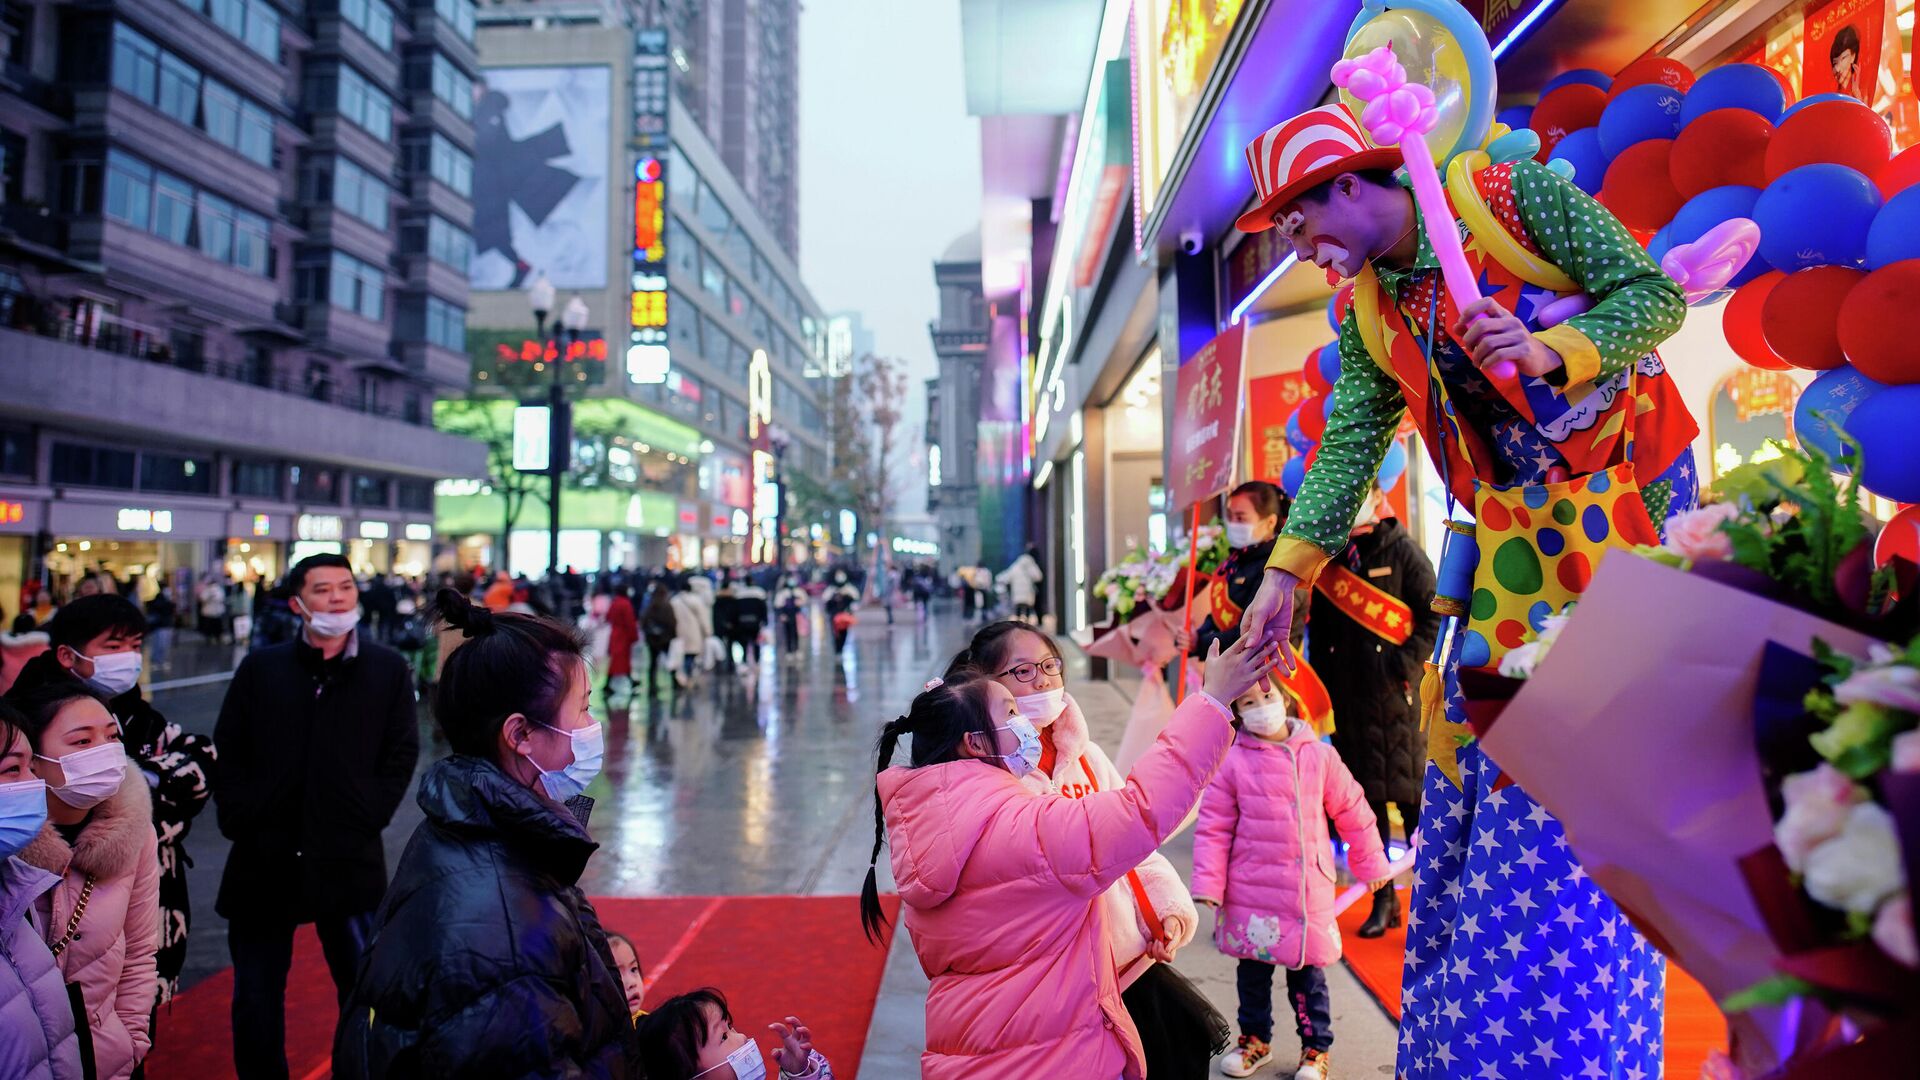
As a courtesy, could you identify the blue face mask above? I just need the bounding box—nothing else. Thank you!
[524,720,604,804]
[995,717,1043,777]
[0,779,48,859]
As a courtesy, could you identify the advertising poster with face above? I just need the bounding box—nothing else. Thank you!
[1801,0,1884,101]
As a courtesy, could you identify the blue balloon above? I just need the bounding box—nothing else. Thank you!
[1865,187,1920,269]
[1496,105,1534,133]
[1753,164,1880,271]
[1780,92,1857,122]
[1285,408,1311,453]
[1543,68,1613,95]
[1325,294,1342,332]
[1679,64,1786,125]
[1377,441,1408,489]
[1598,83,1686,158]
[1850,384,1920,501]
[1280,456,1307,498]
[1796,364,1886,468]
[1317,341,1342,388]
[1667,185,1769,286]
[1548,127,1611,196]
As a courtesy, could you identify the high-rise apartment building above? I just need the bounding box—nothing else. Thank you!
[0,0,486,604]
[635,0,798,259]
[927,228,986,573]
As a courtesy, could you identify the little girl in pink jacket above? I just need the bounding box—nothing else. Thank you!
[860,636,1278,1080]
[1192,680,1393,1080]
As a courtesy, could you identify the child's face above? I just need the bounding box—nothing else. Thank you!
[1232,679,1284,717]
[693,1002,758,1077]
[608,938,645,1016]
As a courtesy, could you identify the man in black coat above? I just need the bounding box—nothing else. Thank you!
[1307,485,1438,937]
[212,553,420,1080]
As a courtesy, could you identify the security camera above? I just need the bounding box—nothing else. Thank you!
[1178,229,1204,256]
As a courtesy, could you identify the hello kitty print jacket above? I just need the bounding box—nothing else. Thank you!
[1191,720,1390,968]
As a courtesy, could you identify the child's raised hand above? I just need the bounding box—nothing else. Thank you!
[1201,634,1283,704]
[768,1016,813,1074]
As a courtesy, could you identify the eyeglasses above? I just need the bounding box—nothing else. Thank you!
[998,657,1063,684]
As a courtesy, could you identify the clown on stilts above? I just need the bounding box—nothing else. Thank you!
[1234,2,1715,1076]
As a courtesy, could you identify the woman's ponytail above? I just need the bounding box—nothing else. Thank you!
[860,715,910,945]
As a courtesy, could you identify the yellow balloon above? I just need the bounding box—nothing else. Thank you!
[1338,8,1472,166]
[1446,151,1578,292]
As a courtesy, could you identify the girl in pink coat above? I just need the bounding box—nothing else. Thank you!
[1192,680,1392,1080]
[860,636,1278,1080]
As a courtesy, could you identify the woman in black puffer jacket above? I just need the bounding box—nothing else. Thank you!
[333,592,634,1078]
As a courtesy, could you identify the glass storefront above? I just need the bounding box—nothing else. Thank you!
[222,539,281,587]
[46,537,198,601]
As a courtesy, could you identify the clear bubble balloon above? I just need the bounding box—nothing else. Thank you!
[1338,7,1485,165]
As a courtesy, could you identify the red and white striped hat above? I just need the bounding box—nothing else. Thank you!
[1235,103,1402,233]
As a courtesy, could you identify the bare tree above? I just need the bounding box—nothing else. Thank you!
[829,353,910,564]
[434,399,545,565]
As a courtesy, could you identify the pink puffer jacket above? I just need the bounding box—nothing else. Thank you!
[19,766,160,1080]
[1191,722,1389,969]
[1016,692,1198,986]
[879,692,1235,1080]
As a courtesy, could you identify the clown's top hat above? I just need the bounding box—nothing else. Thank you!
[1236,102,1402,233]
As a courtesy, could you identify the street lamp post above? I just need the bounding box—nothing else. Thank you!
[768,423,790,570]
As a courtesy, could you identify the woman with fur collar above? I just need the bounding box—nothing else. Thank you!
[8,681,160,1080]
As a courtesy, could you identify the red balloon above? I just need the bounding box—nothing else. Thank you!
[1723,271,1792,370]
[1838,259,1920,384]
[1303,445,1320,470]
[1669,108,1773,198]
[1599,140,1684,230]
[1875,145,1920,197]
[1764,100,1892,182]
[1529,84,1608,158]
[1762,266,1864,370]
[1610,56,1696,98]
[1303,349,1331,395]
[1298,392,1328,441]
[1875,504,1920,569]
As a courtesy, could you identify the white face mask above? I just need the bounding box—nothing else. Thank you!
[37,741,128,810]
[1225,522,1257,549]
[692,1040,765,1080]
[1012,688,1065,725]
[79,650,142,697]
[1238,702,1290,736]
[525,720,604,804]
[301,603,361,639]
[995,717,1043,777]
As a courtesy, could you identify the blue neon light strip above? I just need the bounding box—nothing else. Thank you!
[1491,0,1567,60]
[1229,252,1297,325]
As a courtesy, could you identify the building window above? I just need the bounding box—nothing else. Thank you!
[430,53,473,120]
[332,155,389,229]
[50,442,136,490]
[231,459,281,498]
[203,79,240,148]
[104,150,152,230]
[140,452,214,494]
[434,0,475,42]
[153,173,193,245]
[396,479,432,512]
[197,190,235,263]
[157,51,199,126]
[243,0,279,59]
[118,26,274,168]
[0,428,33,479]
[208,0,246,40]
[111,25,159,104]
[340,0,393,50]
[291,464,339,503]
[426,216,470,272]
[325,250,384,320]
[336,65,392,140]
[430,133,471,195]
[350,474,390,508]
[696,179,730,234]
[426,295,464,351]
[237,100,274,166]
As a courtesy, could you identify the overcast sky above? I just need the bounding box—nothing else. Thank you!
[799,0,981,525]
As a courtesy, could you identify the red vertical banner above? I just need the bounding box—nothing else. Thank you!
[1247,372,1309,486]
[1168,323,1248,512]
[1802,0,1885,102]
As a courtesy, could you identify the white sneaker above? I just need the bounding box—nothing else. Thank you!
[1293,1048,1330,1080]
[1219,1035,1272,1077]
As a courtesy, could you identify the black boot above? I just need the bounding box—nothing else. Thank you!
[1357,885,1401,938]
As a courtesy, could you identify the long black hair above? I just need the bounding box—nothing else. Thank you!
[859,673,1000,944]
[635,987,731,1080]
[431,589,588,760]
[942,620,1064,682]
[4,680,107,751]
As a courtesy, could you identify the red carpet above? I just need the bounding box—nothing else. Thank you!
[146,894,900,1080]
[1337,887,1727,1077]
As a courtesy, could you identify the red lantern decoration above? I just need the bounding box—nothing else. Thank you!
[1838,259,1920,385]
[1609,57,1696,98]
[1529,84,1608,159]
[1875,146,1920,198]
[1723,271,1792,370]
[1599,140,1684,231]
[1763,100,1893,183]
[1761,266,1865,370]
[1298,392,1328,441]
[1303,348,1332,395]
[1669,108,1772,199]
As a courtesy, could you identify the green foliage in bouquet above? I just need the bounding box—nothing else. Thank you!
[1714,428,1880,610]
[1804,636,1920,780]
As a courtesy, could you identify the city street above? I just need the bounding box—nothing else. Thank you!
[143,602,1396,1078]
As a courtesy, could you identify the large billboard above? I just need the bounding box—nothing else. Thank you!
[471,65,610,291]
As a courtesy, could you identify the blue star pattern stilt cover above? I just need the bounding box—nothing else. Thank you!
[1396,681,1666,1078]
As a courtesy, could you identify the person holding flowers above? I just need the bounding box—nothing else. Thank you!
[1233,98,1700,1077]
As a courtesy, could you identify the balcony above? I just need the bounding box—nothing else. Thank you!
[394,339,470,389]
[0,326,485,479]
[0,202,66,253]
[929,324,989,354]
[404,89,473,151]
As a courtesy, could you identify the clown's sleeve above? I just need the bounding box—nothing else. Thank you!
[1507,160,1686,394]
[1267,311,1402,586]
